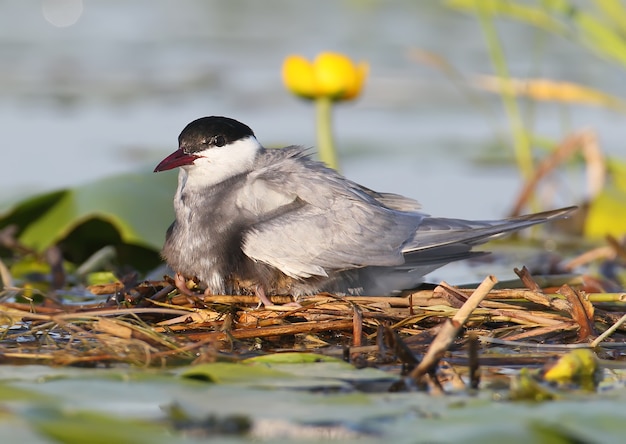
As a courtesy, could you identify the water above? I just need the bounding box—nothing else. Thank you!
[1,0,623,218]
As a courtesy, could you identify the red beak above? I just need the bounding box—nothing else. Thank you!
[154,149,199,172]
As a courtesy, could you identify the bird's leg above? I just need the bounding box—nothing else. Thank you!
[255,285,302,309]
[254,284,275,307]
[174,272,196,296]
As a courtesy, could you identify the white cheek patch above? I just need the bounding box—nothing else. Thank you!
[182,136,261,190]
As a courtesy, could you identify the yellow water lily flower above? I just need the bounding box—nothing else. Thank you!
[282,52,368,170]
[282,52,368,101]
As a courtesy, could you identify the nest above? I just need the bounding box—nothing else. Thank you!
[1,264,624,391]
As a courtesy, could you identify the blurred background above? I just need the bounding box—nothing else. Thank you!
[1,0,624,220]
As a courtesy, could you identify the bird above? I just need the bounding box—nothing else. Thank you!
[154,116,575,306]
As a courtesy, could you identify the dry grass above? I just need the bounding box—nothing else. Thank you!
[1,265,624,383]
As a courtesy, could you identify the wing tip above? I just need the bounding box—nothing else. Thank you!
[510,205,578,223]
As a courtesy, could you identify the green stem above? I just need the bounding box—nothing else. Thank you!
[315,96,339,170]
[477,6,534,182]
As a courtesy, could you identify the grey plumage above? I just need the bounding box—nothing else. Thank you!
[155,116,575,299]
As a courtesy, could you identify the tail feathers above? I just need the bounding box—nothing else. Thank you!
[403,206,577,254]
[401,245,487,267]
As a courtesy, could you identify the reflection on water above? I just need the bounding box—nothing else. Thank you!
[0,1,621,218]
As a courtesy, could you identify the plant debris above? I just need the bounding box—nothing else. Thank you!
[1,245,625,394]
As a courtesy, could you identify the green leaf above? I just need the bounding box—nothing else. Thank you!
[0,170,177,268]
[85,271,120,286]
[510,368,559,401]
[179,362,295,384]
[20,172,175,251]
[26,407,173,444]
[607,158,626,193]
[585,159,626,238]
[593,0,626,32]
[584,185,626,238]
[446,0,569,34]
[9,257,52,279]
[0,189,66,234]
[573,8,626,67]
[0,383,51,402]
[448,0,626,70]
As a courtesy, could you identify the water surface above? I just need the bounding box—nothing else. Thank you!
[1,0,622,219]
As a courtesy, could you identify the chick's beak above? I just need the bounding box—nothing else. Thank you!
[154,149,199,172]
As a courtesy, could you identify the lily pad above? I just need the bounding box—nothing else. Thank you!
[179,362,296,384]
[0,363,625,442]
[0,170,176,268]
[25,407,174,444]
[0,383,50,402]
[242,352,344,364]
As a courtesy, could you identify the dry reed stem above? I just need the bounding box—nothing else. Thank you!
[564,246,618,270]
[1,262,623,368]
[558,284,596,340]
[0,257,12,288]
[409,275,498,382]
[590,313,626,347]
[499,323,579,342]
[149,319,354,359]
[509,130,604,217]
[351,304,363,347]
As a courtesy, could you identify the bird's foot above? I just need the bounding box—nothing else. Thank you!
[174,273,197,296]
[254,285,275,307]
[254,285,301,309]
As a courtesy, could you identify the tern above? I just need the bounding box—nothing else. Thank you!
[154,116,575,306]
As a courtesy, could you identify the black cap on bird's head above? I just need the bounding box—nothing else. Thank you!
[178,116,255,153]
[154,116,256,172]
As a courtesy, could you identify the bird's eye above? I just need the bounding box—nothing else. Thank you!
[213,135,226,147]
